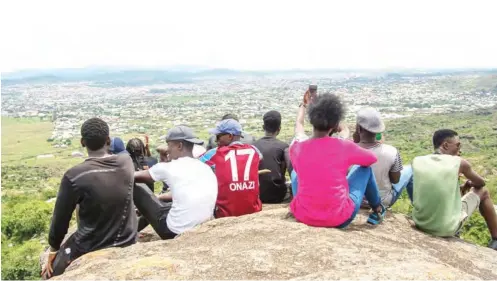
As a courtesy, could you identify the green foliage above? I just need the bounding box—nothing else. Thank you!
[386,108,497,246]
[2,200,53,243]
[1,238,44,280]
[461,213,491,246]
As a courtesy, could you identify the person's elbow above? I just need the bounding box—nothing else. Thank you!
[134,171,154,184]
[473,178,486,188]
[389,171,401,184]
[360,153,378,167]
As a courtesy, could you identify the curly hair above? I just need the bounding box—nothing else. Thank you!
[308,93,345,132]
[81,118,109,151]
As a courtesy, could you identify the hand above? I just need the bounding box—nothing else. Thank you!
[41,250,57,278]
[337,122,350,139]
[302,90,311,105]
[460,180,472,195]
[144,135,149,146]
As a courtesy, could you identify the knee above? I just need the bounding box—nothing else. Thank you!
[472,187,490,201]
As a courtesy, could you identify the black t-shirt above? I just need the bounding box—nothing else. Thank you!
[48,154,137,259]
[253,136,289,203]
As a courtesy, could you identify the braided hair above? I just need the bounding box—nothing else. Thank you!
[126,138,148,170]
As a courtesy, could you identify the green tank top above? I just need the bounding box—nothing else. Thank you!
[412,154,461,237]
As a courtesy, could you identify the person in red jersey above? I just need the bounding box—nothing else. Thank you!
[199,119,263,218]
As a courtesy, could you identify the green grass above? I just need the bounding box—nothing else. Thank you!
[1,117,82,167]
[2,108,497,279]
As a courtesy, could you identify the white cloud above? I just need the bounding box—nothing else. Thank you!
[1,0,496,72]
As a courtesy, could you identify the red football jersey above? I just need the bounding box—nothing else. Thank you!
[207,143,262,218]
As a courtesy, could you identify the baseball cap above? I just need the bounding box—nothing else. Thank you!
[110,137,127,154]
[356,107,385,134]
[166,125,204,145]
[208,119,243,136]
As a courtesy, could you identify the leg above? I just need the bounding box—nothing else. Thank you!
[391,166,413,206]
[339,166,383,228]
[473,187,497,241]
[291,170,298,197]
[133,183,176,239]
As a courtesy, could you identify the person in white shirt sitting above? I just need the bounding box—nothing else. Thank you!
[133,125,218,239]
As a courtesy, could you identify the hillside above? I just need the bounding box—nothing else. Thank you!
[2,107,497,280]
[53,206,497,280]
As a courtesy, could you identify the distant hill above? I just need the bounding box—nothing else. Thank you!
[2,67,497,86]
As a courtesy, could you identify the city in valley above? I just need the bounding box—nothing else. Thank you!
[2,69,497,151]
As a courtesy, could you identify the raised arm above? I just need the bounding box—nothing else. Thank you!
[295,90,311,136]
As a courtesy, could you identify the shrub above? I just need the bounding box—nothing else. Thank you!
[461,212,491,247]
[1,238,45,280]
[2,200,53,243]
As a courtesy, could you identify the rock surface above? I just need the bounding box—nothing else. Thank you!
[54,205,497,280]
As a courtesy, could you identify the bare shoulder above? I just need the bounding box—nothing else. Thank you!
[459,157,471,172]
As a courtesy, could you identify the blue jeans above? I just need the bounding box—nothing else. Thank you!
[391,165,414,206]
[290,170,298,196]
[338,166,382,228]
[291,166,382,228]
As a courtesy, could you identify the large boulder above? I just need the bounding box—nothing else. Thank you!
[54,205,497,280]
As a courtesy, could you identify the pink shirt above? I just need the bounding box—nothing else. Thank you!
[289,135,377,227]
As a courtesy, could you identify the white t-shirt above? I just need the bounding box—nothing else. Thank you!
[193,144,207,158]
[148,157,218,234]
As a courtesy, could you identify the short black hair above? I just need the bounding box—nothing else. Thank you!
[126,138,145,157]
[308,93,345,132]
[263,110,282,133]
[222,113,239,121]
[433,129,458,149]
[182,141,194,151]
[81,118,109,151]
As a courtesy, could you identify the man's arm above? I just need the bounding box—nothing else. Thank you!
[199,148,217,167]
[295,90,311,136]
[459,158,485,188]
[135,170,155,184]
[389,152,403,184]
[157,192,173,201]
[48,175,78,251]
[284,147,293,175]
[295,105,306,137]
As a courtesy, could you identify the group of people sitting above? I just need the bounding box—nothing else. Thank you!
[41,90,497,279]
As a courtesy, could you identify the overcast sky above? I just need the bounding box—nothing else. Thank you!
[1,0,496,73]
